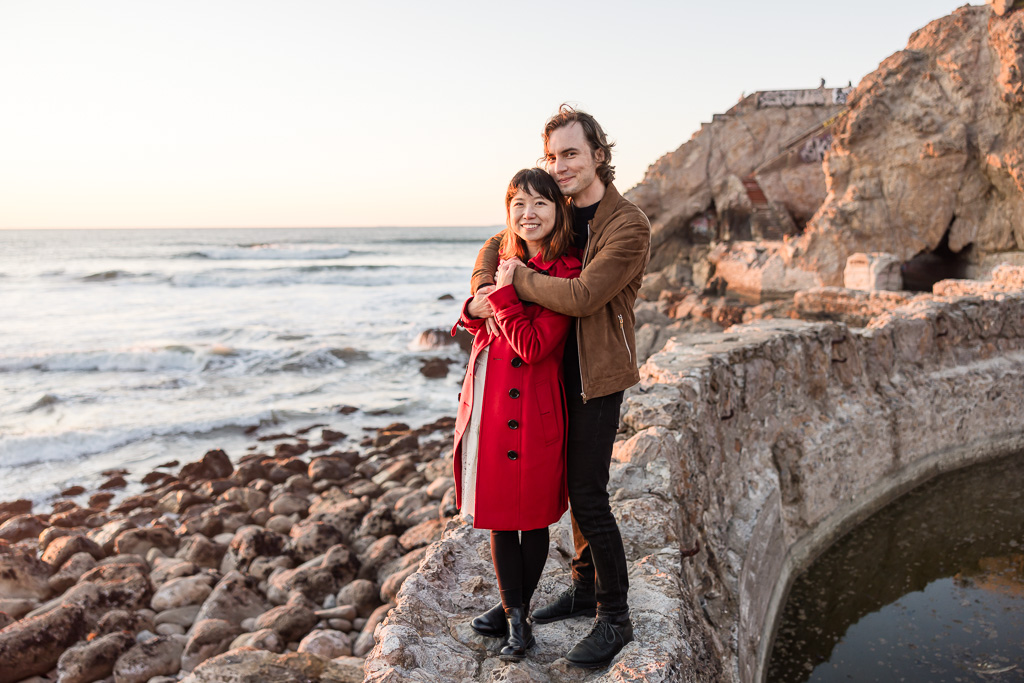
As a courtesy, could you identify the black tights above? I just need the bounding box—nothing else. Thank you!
[490,527,549,610]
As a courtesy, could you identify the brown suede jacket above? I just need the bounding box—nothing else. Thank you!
[472,182,651,400]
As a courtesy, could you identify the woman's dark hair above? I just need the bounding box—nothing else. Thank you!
[499,168,573,263]
[542,103,616,184]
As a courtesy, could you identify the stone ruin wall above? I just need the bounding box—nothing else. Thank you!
[364,288,1024,683]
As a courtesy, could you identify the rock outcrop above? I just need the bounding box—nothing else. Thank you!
[797,4,1024,284]
[626,88,850,280]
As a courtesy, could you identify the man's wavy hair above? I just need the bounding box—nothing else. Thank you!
[542,103,616,185]
[500,168,574,263]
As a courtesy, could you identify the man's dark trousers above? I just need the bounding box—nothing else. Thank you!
[562,347,629,617]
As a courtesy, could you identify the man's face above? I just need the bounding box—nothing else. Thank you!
[544,122,603,201]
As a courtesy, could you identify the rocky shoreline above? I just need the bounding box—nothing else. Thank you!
[0,415,459,683]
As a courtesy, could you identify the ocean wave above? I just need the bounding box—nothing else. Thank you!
[0,411,285,469]
[168,264,458,288]
[175,244,352,261]
[0,347,204,374]
[0,344,368,376]
[81,270,135,282]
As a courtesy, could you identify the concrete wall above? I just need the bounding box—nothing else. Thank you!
[623,290,1024,681]
[365,289,1024,682]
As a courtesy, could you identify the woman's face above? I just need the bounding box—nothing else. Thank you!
[508,186,556,256]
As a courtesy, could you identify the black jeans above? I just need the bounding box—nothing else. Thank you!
[563,344,629,618]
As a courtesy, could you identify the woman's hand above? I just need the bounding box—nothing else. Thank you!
[467,285,494,319]
[496,258,524,288]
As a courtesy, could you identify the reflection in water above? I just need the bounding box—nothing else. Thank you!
[768,452,1024,682]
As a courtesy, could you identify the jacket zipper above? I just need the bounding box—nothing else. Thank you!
[618,313,632,364]
[578,222,592,403]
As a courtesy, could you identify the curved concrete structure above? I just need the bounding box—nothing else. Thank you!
[365,289,1024,682]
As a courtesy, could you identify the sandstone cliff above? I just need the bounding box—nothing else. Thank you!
[797,4,1024,284]
[626,90,848,277]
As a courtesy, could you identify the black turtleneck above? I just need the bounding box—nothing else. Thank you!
[571,201,599,251]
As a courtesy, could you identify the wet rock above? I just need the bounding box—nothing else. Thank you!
[425,476,455,500]
[252,595,318,641]
[0,599,35,620]
[150,556,197,585]
[0,500,32,522]
[336,579,380,619]
[180,449,234,482]
[0,544,52,600]
[39,526,83,553]
[48,552,98,593]
[218,486,267,512]
[0,514,47,543]
[94,609,155,637]
[176,534,227,569]
[157,490,210,514]
[222,526,286,573]
[98,475,127,490]
[86,519,136,555]
[353,602,392,657]
[266,545,359,605]
[393,490,430,525]
[297,629,352,658]
[151,573,215,611]
[60,485,86,497]
[192,571,269,628]
[305,496,367,539]
[287,521,346,563]
[308,457,351,482]
[381,562,421,604]
[180,649,361,683]
[154,604,201,628]
[55,630,134,683]
[356,535,402,583]
[180,618,242,672]
[0,604,86,683]
[229,627,284,653]
[265,515,294,535]
[113,526,177,557]
[41,534,104,568]
[419,358,450,378]
[315,603,358,621]
[398,518,443,552]
[268,493,309,518]
[353,506,397,539]
[112,634,185,683]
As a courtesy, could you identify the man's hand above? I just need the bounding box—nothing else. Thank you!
[467,285,495,319]
[496,258,524,288]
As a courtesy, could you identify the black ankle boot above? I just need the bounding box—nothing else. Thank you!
[565,614,634,669]
[498,605,534,661]
[470,601,507,638]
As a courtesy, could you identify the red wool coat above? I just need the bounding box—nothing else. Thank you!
[451,251,582,531]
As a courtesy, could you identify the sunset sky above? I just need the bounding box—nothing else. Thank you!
[1,0,967,229]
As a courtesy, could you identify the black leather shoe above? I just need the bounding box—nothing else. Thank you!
[470,602,507,638]
[565,616,634,669]
[498,606,535,661]
[531,585,596,624]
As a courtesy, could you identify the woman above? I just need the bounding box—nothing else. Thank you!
[451,168,581,661]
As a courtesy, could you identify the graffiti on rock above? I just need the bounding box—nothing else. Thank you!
[758,87,853,108]
[800,134,833,163]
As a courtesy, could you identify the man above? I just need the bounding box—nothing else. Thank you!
[468,104,651,668]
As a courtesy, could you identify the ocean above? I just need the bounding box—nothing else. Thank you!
[0,226,498,502]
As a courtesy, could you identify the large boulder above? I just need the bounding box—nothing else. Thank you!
[796,5,1024,284]
[55,630,135,683]
[0,604,87,683]
[180,649,362,683]
[0,543,52,601]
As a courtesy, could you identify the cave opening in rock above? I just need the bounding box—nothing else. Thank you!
[901,224,973,292]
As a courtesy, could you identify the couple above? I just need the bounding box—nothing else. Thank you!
[451,105,651,669]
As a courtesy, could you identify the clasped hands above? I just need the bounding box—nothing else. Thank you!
[467,258,525,336]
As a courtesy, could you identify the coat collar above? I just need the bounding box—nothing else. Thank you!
[579,182,621,237]
[525,250,560,272]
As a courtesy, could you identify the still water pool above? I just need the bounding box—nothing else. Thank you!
[768,452,1024,682]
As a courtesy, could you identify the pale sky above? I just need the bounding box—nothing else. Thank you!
[1,0,969,229]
